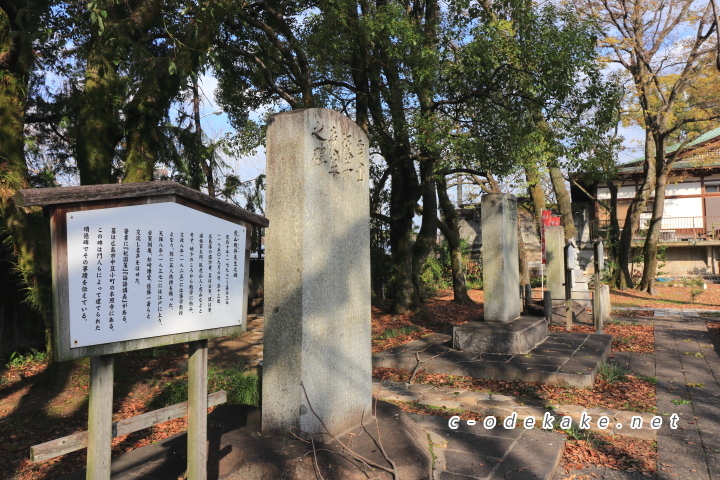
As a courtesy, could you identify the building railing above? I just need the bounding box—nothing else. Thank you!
[591,216,720,242]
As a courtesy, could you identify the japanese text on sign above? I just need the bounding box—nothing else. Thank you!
[66,203,246,348]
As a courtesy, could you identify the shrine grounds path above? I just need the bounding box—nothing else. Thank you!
[206,309,720,480]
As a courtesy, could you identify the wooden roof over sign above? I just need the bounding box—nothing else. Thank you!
[15,181,269,228]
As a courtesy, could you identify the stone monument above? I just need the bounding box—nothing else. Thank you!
[545,225,565,306]
[454,193,547,354]
[262,108,371,437]
[480,194,521,322]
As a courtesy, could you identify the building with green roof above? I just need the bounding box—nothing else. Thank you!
[587,126,720,277]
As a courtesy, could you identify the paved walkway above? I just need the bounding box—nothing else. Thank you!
[652,312,720,480]
[550,310,720,480]
[206,309,720,479]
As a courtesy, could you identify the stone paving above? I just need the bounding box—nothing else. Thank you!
[651,312,720,480]
[373,379,658,441]
[551,310,720,480]
[207,309,720,479]
[407,412,566,480]
[372,331,613,388]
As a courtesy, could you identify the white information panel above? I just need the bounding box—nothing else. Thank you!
[66,203,246,348]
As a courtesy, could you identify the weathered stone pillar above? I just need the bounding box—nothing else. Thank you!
[262,108,371,437]
[454,193,547,353]
[545,226,565,306]
[482,193,520,323]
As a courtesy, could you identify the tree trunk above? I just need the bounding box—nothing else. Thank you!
[374,32,421,314]
[614,132,656,289]
[388,154,421,314]
[194,78,214,195]
[1,1,53,377]
[411,159,438,299]
[121,65,167,183]
[548,164,577,240]
[437,175,473,303]
[525,166,546,237]
[638,139,669,294]
[606,181,623,285]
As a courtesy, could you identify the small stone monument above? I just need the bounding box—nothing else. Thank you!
[454,193,547,354]
[262,108,371,437]
[545,226,565,306]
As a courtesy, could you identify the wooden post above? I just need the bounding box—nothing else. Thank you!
[187,339,208,480]
[87,354,114,480]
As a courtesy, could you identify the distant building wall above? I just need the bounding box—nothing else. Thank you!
[659,246,716,276]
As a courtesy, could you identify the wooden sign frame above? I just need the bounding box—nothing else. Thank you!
[16,182,269,361]
[17,182,268,480]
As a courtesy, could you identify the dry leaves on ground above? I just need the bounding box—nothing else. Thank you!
[561,434,657,476]
[0,344,196,480]
[610,309,655,317]
[372,368,656,412]
[706,321,720,339]
[372,290,484,353]
[548,323,655,353]
[610,284,720,310]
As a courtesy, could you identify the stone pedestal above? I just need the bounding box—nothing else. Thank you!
[600,284,611,323]
[545,226,565,306]
[572,269,592,308]
[481,193,520,323]
[453,317,548,354]
[262,108,371,437]
[453,194,548,355]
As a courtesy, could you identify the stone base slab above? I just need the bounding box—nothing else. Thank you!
[59,403,431,480]
[373,330,613,388]
[453,316,548,354]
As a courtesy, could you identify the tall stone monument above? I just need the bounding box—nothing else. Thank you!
[481,193,521,323]
[262,108,371,437]
[454,193,547,354]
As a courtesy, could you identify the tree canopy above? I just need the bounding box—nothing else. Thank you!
[1,0,626,354]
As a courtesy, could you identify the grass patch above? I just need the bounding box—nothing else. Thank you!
[375,325,422,340]
[150,363,260,409]
[562,425,608,449]
[610,309,654,317]
[4,348,47,368]
[598,363,628,384]
[636,374,658,384]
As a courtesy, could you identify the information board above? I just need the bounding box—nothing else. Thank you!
[66,202,246,348]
